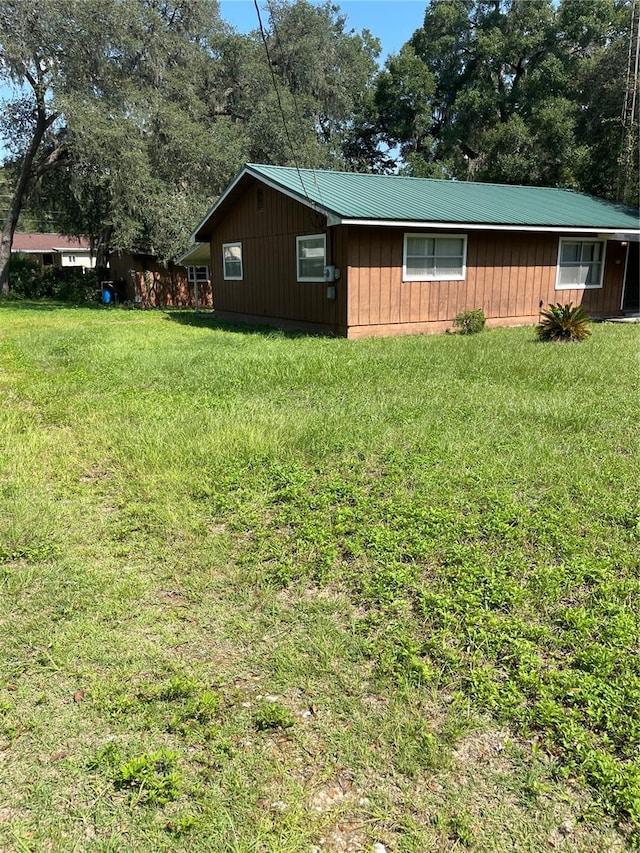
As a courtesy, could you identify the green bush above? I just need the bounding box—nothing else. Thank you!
[44,267,100,304]
[453,308,486,335]
[8,254,46,298]
[536,302,591,342]
[8,255,99,303]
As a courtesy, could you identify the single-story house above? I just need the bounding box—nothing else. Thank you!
[188,164,640,338]
[12,232,96,271]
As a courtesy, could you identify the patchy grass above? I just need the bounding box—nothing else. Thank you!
[0,302,638,851]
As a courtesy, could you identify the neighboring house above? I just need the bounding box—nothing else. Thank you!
[108,249,212,308]
[189,164,640,338]
[11,233,211,308]
[12,232,96,271]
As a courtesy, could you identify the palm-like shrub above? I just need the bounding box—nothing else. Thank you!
[536,303,591,342]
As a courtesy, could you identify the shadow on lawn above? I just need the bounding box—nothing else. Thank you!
[164,310,326,339]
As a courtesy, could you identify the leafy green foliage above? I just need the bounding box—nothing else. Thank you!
[2,0,382,292]
[252,700,296,732]
[7,257,98,302]
[113,750,181,806]
[91,744,181,806]
[372,0,637,204]
[453,308,486,335]
[536,303,592,342]
[5,254,41,298]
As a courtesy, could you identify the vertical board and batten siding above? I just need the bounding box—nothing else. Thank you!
[346,227,627,337]
[207,178,347,335]
[108,253,210,308]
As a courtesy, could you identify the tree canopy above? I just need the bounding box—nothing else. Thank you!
[0,0,380,293]
[372,0,638,206]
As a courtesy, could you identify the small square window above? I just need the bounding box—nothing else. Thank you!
[296,234,326,282]
[223,242,243,280]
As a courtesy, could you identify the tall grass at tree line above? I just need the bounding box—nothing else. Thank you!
[0,303,638,852]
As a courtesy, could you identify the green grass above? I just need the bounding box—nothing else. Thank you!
[0,302,638,851]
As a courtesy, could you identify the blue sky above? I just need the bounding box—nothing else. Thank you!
[220,1,426,63]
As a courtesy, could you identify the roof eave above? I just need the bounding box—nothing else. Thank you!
[176,242,210,266]
[335,218,640,235]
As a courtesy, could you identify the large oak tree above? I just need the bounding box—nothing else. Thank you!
[371,0,638,205]
[0,0,382,295]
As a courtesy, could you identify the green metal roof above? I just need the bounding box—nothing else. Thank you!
[244,164,640,231]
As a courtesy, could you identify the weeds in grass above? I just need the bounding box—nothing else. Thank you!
[114,750,182,806]
[252,700,296,732]
[0,305,637,850]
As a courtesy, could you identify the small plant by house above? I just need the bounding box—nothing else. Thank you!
[536,302,591,342]
[453,309,486,334]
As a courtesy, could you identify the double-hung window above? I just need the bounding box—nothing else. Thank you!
[188,265,209,285]
[223,242,243,280]
[296,234,326,282]
[403,234,467,281]
[556,239,604,289]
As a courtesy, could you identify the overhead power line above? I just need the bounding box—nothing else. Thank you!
[252,0,312,204]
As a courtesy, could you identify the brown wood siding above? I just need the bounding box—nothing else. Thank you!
[108,252,211,308]
[203,178,347,335]
[347,228,626,335]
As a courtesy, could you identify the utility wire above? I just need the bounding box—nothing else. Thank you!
[263,0,326,210]
[252,0,313,205]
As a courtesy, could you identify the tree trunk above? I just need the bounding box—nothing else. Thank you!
[0,104,56,297]
[0,190,24,298]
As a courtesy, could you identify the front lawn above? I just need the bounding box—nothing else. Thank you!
[0,304,638,851]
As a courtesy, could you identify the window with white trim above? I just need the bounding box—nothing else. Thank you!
[556,239,605,289]
[188,265,209,284]
[222,242,243,280]
[296,234,326,282]
[403,234,467,281]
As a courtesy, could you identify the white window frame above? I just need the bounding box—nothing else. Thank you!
[402,233,467,282]
[555,238,605,290]
[296,234,326,283]
[187,265,209,284]
[222,242,243,281]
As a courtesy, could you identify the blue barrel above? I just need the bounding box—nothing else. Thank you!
[101,287,112,304]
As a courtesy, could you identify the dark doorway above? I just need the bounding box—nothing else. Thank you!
[622,242,639,312]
